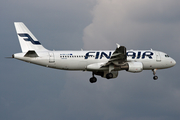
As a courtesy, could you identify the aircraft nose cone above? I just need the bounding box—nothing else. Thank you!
[173,59,176,65]
[171,58,176,66]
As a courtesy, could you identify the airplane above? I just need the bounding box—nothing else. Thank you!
[12,22,176,83]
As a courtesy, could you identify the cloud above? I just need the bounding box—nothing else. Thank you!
[1,0,180,120]
[83,0,180,50]
[80,0,180,119]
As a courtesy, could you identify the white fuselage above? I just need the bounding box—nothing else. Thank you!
[13,22,176,82]
[13,50,176,71]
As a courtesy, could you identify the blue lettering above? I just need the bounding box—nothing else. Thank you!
[142,52,153,59]
[137,52,141,59]
[85,52,95,59]
[84,51,153,59]
[100,52,111,59]
[95,52,100,59]
[127,52,136,59]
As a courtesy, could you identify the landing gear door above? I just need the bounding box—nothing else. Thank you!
[49,52,55,63]
[155,52,161,62]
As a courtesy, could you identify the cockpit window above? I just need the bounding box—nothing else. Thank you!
[165,55,169,57]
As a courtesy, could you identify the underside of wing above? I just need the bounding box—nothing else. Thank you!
[103,45,127,67]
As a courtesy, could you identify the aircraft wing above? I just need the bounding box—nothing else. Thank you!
[103,44,127,66]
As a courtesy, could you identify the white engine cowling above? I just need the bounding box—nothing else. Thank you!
[127,62,143,73]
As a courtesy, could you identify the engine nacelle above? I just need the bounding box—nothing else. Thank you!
[94,71,118,79]
[127,62,143,73]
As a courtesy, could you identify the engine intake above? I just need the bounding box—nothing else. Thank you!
[126,62,143,73]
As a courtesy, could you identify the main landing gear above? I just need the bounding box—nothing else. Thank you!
[152,69,158,80]
[89,72,97,83]
[89,72,114,83]
[106,73,113,79]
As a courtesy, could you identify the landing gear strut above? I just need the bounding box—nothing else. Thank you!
[89,72,97,83]
[152,69,158,80]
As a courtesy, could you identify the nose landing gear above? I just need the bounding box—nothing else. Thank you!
[152,69,158,80]
[153,75,158,80]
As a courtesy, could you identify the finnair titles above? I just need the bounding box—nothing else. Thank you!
[12,22,176,83]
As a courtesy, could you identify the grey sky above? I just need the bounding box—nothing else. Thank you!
[1,0,180,120]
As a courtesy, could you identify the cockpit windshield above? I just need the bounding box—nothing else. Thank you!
[165,55,169,57]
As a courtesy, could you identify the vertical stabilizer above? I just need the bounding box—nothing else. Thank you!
[14,22,48,52]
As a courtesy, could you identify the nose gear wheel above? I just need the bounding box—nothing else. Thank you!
[152,69,158,80]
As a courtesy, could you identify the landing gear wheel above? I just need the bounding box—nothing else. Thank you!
[153,76,158,80]
[106,73,113,79]
[89,77,97,83]
[152,69,158,80]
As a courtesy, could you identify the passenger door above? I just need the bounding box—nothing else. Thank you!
[155,52,161,62]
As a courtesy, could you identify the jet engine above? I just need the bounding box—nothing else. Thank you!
[126,62,143,73]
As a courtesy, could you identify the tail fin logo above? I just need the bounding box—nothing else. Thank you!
[18,33,41,45]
